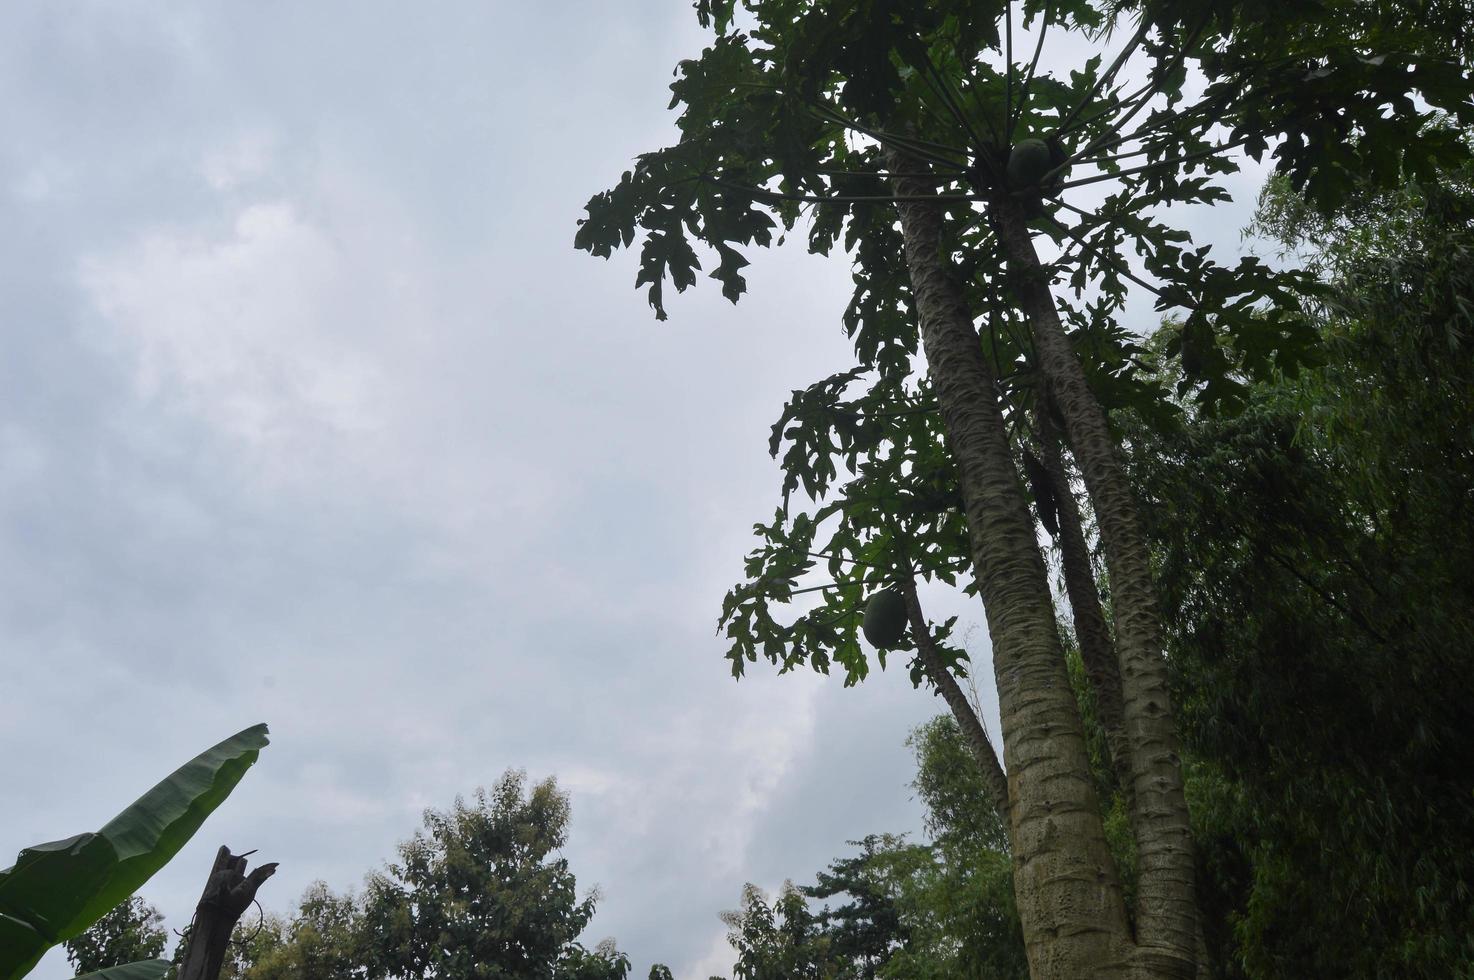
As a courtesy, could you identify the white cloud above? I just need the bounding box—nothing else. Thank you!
[7,6,954,978]
[79,199,384,450]
[200,128,278,191]
[686,927,737,979]
[73,159,571,568]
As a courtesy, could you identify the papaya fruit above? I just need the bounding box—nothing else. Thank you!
[1007,138,1054,189]
[862,588,908,649]
[1180,324,1208,377]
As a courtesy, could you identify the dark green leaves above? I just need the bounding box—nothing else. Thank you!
[582,0,1474,693]
[69,961,172,980]
[361,770,616,979]
[720,365,974,685]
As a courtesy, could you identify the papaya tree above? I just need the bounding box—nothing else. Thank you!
[575,1,1472,976]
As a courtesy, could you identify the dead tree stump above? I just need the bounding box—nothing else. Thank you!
[175,846,277,980]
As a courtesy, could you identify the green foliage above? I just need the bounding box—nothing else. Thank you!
[868,839,1021,980]
[63,898,166,976]
[895,717,1026,980]
[575,0,1474,700]
[721,882,837,980]
[216,882,368,980]
[360,769,626,980]
[68,962,172,980]
[719,717,1028,978]
[574,0,1474,972]
[0,724,269,980]
[907,717,1008,857]
[147,770,656,980]
[556,939,632,980]
[717,369,974,688]
[574,0,1469,397]
[801,835,910,977]
[1129,158,1474,977]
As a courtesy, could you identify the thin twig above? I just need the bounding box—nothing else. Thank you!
[899,571,1012,824]
[1059,92,1223,173]
[805,550,882,568]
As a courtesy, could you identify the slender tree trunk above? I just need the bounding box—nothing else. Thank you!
[885,147,1137,978]
[1035,402,1132,794]
[899,574,1011,827]
[995,198,1197,977]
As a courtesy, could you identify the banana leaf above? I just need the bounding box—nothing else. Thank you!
[0,724,269,979]
[72,959,173,980]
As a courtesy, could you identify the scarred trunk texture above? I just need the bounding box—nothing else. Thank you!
[176,846,277,980]
[995,199,1197,977]
[1036,404,1132,794]
[886,148,1137,978]
[900,575,1011,826]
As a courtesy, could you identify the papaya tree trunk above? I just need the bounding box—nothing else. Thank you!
[1035,401,1132,794]
[995,198,1196,977]
[885,147,1137,978]
[899,573,1011,827]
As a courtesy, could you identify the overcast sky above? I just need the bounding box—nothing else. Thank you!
[1,5,1270,978]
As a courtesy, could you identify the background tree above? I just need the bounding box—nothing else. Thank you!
[1128,153,1474,978]
[555,939,633,980]
[210,912,288,980]
[360,769,628,980]
[213,882,368,980]
[63,897,168,975]
[719,882,836,980]
[879,716,1028,980]
[800,835,909,978]
[714,715,1032,980]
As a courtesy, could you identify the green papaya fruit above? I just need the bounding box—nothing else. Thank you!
[862,588,908,649]
[1007,138,1053,189]
[1180,326,1207,377]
